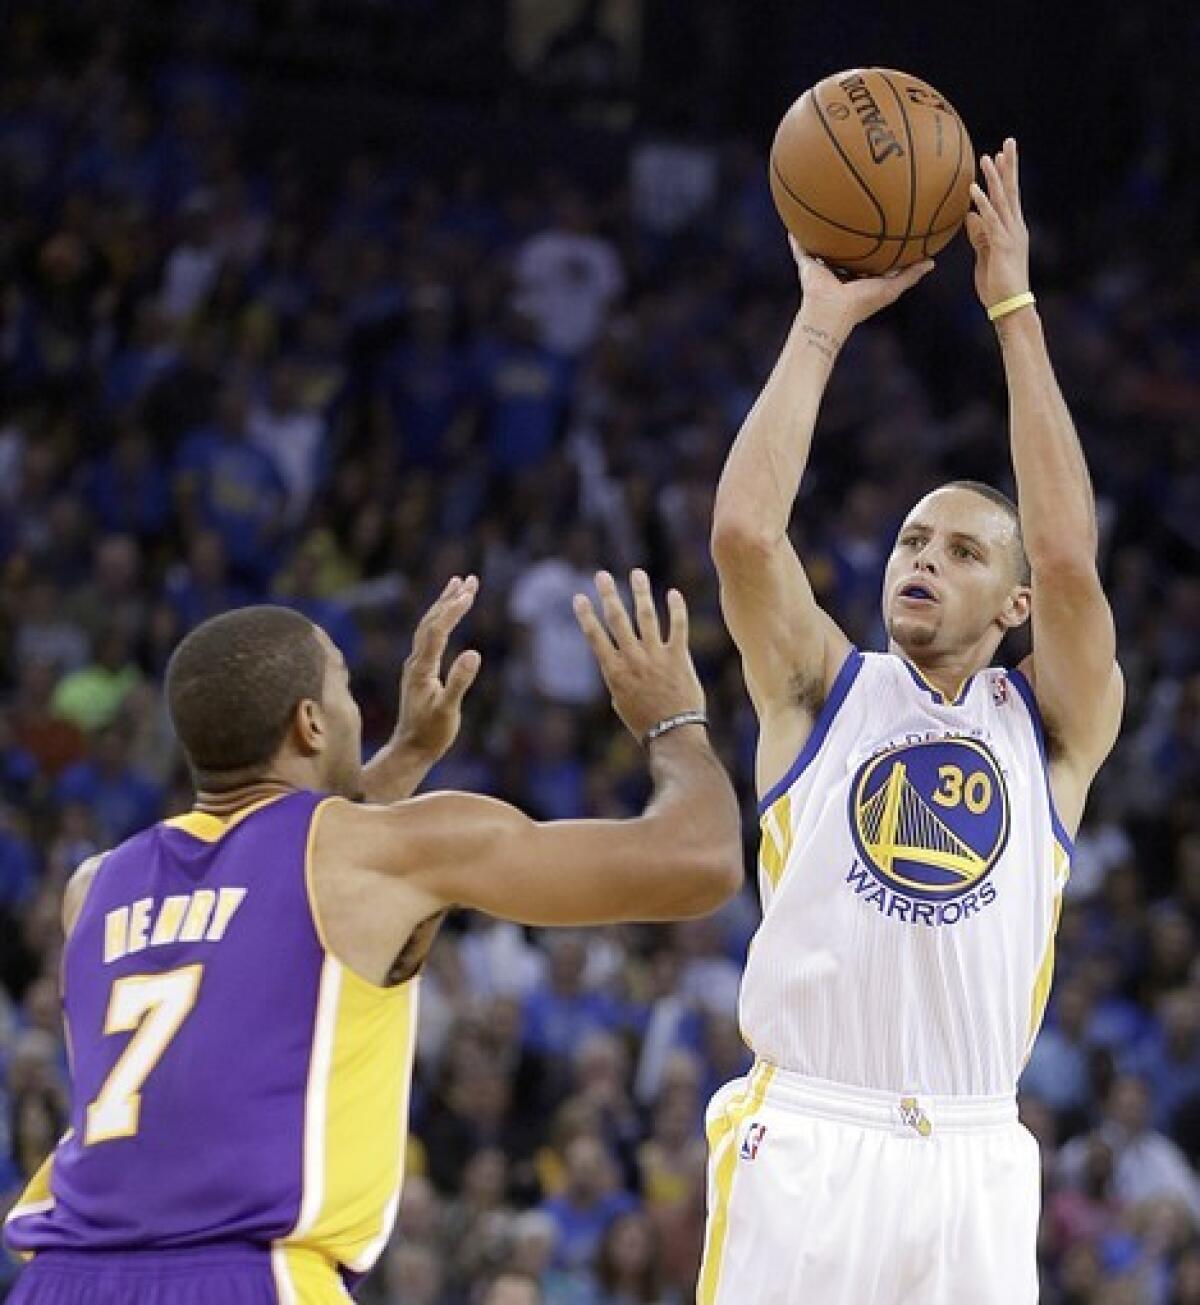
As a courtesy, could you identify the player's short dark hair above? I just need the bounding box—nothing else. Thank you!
[165,606,326,784]
[942,479,1031,585]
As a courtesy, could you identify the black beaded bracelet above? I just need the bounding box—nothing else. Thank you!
[642,710,709,747]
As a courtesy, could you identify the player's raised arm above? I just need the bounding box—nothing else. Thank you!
[325,571,743,925]
[967,139,1123,802]
[710,241,933,783]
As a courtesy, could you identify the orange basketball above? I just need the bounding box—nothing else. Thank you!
[769,68,974,276]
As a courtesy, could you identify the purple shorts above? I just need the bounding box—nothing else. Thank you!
[8,1246,280,1304]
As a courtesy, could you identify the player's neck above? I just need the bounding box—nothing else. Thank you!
[891,643,982,703]
[192,776,299,819]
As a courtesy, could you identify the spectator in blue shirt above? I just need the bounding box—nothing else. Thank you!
[55,724,164,845]
[383,284,472,470]
[164,531,253,633]
[270,540,361,668]
[1022,975,1099,1120]
[539,1133,638,1276]
[1128,989,1200,1133]
[80,424,172,540]
[174,380,288,586]
[522,933,628,1063]
[473,308,572,476]
[0,806,37,912]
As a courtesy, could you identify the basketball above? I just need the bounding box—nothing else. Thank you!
[769,67,975,276]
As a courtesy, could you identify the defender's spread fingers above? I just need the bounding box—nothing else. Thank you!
[595,571,637,648]
[666,588,689,647]
[574,593,616,661]
[630,569,662,644]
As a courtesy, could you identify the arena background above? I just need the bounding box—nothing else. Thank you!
[0,2,1198,1301]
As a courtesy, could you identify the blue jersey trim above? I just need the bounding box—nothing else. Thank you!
[757,649,864,815]
[1007,667,1075,856]
[900,657,975,706]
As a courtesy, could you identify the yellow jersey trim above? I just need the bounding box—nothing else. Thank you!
[277,797,418,1280]
[758,793,793,892]
[901,657,973,706]
[4,1129,69,1260]
[1024,839,1071,1062]
[163,794,289,843]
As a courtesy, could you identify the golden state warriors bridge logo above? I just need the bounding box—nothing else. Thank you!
[846,739,1009,927]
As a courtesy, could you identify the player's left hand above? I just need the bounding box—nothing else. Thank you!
[395,575,482,761]
[966,137,1031,312]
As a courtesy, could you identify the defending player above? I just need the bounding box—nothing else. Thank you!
[4,571,742,1303]
[703,140,1121,1302]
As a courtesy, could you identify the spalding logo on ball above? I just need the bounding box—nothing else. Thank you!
[770,67,975,275]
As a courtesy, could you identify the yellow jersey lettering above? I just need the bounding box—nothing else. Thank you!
[179,891,217,942]
[150,895,190,947]
[104,907,129,964]
[100,889,249,962]
[205,887,247,942]
[127,898,153,954]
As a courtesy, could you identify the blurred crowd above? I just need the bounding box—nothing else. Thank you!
[0,4,1198,1303]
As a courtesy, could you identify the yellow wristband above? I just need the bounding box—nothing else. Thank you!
[987,291,1036,322]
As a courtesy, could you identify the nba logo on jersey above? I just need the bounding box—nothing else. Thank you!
[989,672,1009,708]
[740,1121,768,1160]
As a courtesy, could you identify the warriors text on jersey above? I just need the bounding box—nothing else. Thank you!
[739,649,1072,1096]
[4,792,417,1303]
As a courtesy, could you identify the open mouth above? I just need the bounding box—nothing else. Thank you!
[899,584,938,603]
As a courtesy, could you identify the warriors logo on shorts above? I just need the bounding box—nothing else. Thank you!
[849,739,1010,903]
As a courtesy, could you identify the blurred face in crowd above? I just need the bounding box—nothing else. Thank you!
[482,1274,542,1305]
[563,1133,612,1204]
[1106,1076,1150,1135]
[605,1211,655,1278]
[386,1243,442,1305]
[883,486,1030,666]
[547,934,587,994]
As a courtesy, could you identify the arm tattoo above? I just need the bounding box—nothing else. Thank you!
[801,323,843,361]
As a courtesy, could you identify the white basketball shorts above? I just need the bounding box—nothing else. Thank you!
[697,1062,1040,1305]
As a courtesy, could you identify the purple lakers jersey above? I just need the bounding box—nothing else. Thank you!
[4,792,418,1301]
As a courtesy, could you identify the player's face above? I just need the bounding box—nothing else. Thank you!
[314,630,364,799]
[882,488,1029,655]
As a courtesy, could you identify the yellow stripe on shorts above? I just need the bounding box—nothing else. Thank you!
[697,1062,775,1304]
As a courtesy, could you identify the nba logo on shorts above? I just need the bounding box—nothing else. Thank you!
[740,1121,768,1160]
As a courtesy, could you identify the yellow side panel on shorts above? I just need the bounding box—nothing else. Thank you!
[697,1062,776,1305]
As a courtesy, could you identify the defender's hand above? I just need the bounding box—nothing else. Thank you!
[792,235,934,339]
[966,137,1031,311]
[574,570,705,743]
[395,576,482,762]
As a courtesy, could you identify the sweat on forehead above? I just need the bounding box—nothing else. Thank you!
[906,487,1014,539]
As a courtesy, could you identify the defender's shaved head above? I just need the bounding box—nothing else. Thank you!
[166,606,325,785]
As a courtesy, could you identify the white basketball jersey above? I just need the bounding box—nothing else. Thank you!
[739,649,1073,1097]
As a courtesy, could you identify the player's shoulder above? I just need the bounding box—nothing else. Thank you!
[63,851,112,937]
[314,791,525,881]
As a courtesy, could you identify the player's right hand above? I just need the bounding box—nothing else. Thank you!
[574,570,706,744]
[791,235,934,335]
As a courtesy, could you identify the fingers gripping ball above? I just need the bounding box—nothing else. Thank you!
[770,68,975,275]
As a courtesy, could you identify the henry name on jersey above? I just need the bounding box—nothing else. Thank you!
[103,887,248,964]
[842,722,1012,930]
